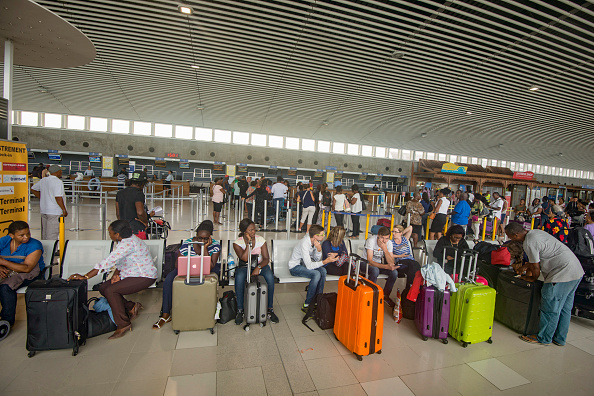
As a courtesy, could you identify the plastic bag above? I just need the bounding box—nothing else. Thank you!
[392,289,403,323]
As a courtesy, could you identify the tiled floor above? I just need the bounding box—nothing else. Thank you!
[2,198,594,395]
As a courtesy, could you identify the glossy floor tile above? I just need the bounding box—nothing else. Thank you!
[164,373,217,396]
[467,358,530,390]
[175,329,218,349]
[360,377,415,396]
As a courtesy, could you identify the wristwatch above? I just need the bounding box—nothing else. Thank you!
[257,265,262,270]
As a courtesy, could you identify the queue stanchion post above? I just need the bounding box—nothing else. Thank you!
[391,214,395,231]
[407,213,411,227]
[492,217,498,241]
[365,214,370,240]
[426,216,430,240]
[101,203,107,240]
[295,204,301,232]
[274,201,280,231]
[251,199,256,222]
[482,218,487,241]
[263,200,267,230]
[190,197,195,231]
[286,208,292,238]
[530,216,535,230]
[327,211,332,237]
[59,216,65,262]
[321,210,326,228]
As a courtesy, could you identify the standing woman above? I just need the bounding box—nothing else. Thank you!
[211,178,225,225]
[233,219,279,325]
[429,189,450,240]
[471,193,487,242]
[165,170,174,197]
[420,192,433,240]
[350,185,363,239]
[529,198,543,229]
[333,186,347,228]
[68,220,157,339]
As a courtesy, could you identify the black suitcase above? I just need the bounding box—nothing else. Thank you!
[494,270,542,335]
[25,279,88,357]
[163,241,182,279]
[477,260,508,290]
[314,292,337,330]
[87,297,117,338]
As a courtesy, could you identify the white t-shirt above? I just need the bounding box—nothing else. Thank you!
[271,182,288,199]
[84,169,94,176]
[31,175,66,215]
[351,192,363,213]
[364,235,393,264]
[491,197,504,219]
[233,235,266,265]
[334,193,347,211]
[437,197,450,215]
[166,174,174,182]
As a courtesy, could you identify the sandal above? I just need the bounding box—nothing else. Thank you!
[520,334,549,345]
[152,316,171,329]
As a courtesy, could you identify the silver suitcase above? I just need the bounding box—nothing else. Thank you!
[243,241,268,330]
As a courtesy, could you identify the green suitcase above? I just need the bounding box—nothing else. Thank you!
[447,249,496,347]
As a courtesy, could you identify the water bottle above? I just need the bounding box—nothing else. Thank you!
[227,254,235,278]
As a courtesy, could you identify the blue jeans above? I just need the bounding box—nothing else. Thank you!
[235,265,275,310]
[537,279,581,345]
[161,263,220,315]
[360,261,399,299]
[290,265,327,305]
[272,198,285,216]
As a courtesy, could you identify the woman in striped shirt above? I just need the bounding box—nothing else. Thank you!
[391,224,422,290]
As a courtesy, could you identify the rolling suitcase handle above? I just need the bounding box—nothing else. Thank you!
[347,253,363,289]
[246,240,253,284]
[185,240,205,286]
[443,246,458,280]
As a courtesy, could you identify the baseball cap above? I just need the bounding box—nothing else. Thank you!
[129,170,148,182]
[48,164,64,174]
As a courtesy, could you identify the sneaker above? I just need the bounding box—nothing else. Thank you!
[301,304,309,313]
[384,297,396,308]
[235,310,244,325]
[552,340,564,346]
[267,309,279,323]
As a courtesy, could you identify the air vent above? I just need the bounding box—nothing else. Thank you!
[358,164,362,169]
[314,161,318,165]
[344,163,348,167]
[210,152,215,157]
[385,167,389,171]
[149,147,155,152]
[265,156,270,161]
[298,159,303,164]
[247,155,252,160]
[190,150,196,156]
[82,142,89,148]
[60,140,67,146]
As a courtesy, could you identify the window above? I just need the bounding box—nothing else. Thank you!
[195,127,212,141]
[471,157,478,165]
[459,156,468,163]
[67,115,85,130]
[361,145,373,157]
[89,117,108,132]
[214,129,231,143]
[176,125,193,139]
[438,153,447,161]
[251,133,266,146]
[302,139,315,151]
[286,137,300,149]
[578,170,583,178]
[317,140,330,153]
[347,144,359,156]
[490,159,497,167]
[20,111,38,126]
[155,123,173,138]
[111,119,130,134]
[134,121,151,135]
[414,151,424,161]
[551,167,557,175]
[543,165,548,174]
[268,135,284,148]
[375,147,387,158]
[401,149,411,161]
[501,161,507,167]
[450,155,458,163]
[233,131,249,145]
[535,165,541,173]
[333,142,345,154]
[481,158,488,167]
[426,152,435,160]
[44,113,62,128]
[389,149,399,159]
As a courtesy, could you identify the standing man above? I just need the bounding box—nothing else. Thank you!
[505,222,583,346]
[451,192,471,234]
[31,164,68,239]
[489,192,505,237]
[116,170,149,239]
[164,170,174,197]
[271,176,287,217]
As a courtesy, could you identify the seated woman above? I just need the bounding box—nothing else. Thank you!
[153,220,221,330]
[363,226,399,307]
[69,220,157,339]
[0,221,44,328]
[321,226,349,276]
[290,225,339,313]
[233,218,279,325]
[433,225,470,275]
[391,225,421,288]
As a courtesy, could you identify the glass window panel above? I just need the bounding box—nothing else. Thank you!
[401,149,411,160]
[438,153,447,161]
[286,137,300,149]
[459,156,467,163]
[44,113,62,128]
[89,117,108,132]
[471,157,478,164]
[251,133,266,146]
[233,131,249,144]
[155,123,173,138]
[375,147,387,158]
[302,139,315,151]
[389,149,400,159]
[500,161,507,167]
[361,145,373,156]
[481,158,488,167]
[414,151,424,161]
[67,115,85,130]
[134,121,151,135]
[426,152,435,160]
[317,140,330,153]
[20,111,38,126]
[333,142,345,154]
[195,127,212,141]
[214,129,231,143]
[111,119,129,133]
[490,159,497,166]
[450,155,458,163]
[347,144,359,155]
[176,125,193,139]
[268,135,284,148]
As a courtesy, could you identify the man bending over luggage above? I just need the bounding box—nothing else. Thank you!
[289,224,339,313]
[363,226,399,307]
[505,222,584,346]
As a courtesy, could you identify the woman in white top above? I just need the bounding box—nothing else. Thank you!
[529,198,543,228]
[350,184,363,238]
[69,220,157,339]
[429,189,450,240]
[211,177,225,225]
[333,185,347,228]
[165,170,174,197]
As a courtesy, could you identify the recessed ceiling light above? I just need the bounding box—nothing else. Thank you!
[197,105,205,110]
[498,143,504,148]
[559,153,564,157]
[321,120,329,126]
[37,86,48,93]
[466,111,473,115]
[529,85,540,91]
[391,51,404,59]
[190,64,200,69]
[178,5,193,14]
[420,133,428,138]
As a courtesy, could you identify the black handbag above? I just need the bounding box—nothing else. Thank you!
[87,297,117,338]
[218,290,237,324]
[398,205,407,216]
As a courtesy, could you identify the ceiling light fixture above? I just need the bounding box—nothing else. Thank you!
[498,143,504,148]
[466,111,473,115]
[37,86,48,93]
[391,51,404,59]
[321,120,329,126]
[420,133,428,138]
[178,5,193,14]
[529,85,540,91]
[197,105,205,110]
[190,64,200,69]
[559,152,564,157]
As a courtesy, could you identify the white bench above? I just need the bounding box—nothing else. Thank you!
[16,240,59,294]
[271,239,344,283]
[143,239,165,285]
[60,240,114,290]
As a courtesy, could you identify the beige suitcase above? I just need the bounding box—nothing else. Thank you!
[172,241,218,334]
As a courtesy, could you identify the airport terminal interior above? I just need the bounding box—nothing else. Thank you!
[2,0,594,395]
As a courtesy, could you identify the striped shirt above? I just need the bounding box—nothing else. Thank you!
[179,238,221,258]
[392,237,414,261]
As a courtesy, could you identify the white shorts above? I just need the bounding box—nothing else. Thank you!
[301,206,316,225]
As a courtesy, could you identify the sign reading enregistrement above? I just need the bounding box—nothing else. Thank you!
[0,140,28,236]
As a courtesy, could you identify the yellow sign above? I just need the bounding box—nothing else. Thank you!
[102,156,114,177]
[326,172,334,184]
[226,165,236,177]
[0,140,28,236]
[441,162,467,174]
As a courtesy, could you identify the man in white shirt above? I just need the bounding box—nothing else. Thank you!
[363,227,399,306]
[289,225,338,312]
[83,165,94,176]
[31,164,68,239]
[489,192,504,220]
[271,176,288,216]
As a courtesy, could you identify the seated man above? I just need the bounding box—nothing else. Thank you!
[363,226,399,307]
[289,225,338,313]
[0,221,45,328]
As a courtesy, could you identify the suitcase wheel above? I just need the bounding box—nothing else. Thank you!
[244,324,250,332]
[174,330,180,335]
[377,350,382,354]
[209,328,214,335]
[28,351,36,358]
[0,320,10,342]
[354,353,363,361]
[442,339,448,344]
[462,342,469,348]
[487,338,493,344]
[422,336,428,341]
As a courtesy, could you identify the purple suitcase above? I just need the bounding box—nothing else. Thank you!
[414,285,450,344]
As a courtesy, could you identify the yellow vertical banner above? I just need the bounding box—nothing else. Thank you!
[0,140,28,236]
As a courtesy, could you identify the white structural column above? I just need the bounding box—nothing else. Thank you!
[3,39,14,140]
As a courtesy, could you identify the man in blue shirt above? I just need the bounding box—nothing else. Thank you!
[451,192,471,233]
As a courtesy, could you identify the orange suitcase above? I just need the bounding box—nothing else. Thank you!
[334,256,384,361]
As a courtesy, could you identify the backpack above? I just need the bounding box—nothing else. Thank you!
[314,293,337,330]
[567,227,594,259]
[218,290,237,324]
[163,241,182,279]
[473,241,501,264]
[480,203,490,217]
[359,193,366,211]
[322,191,332,206]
